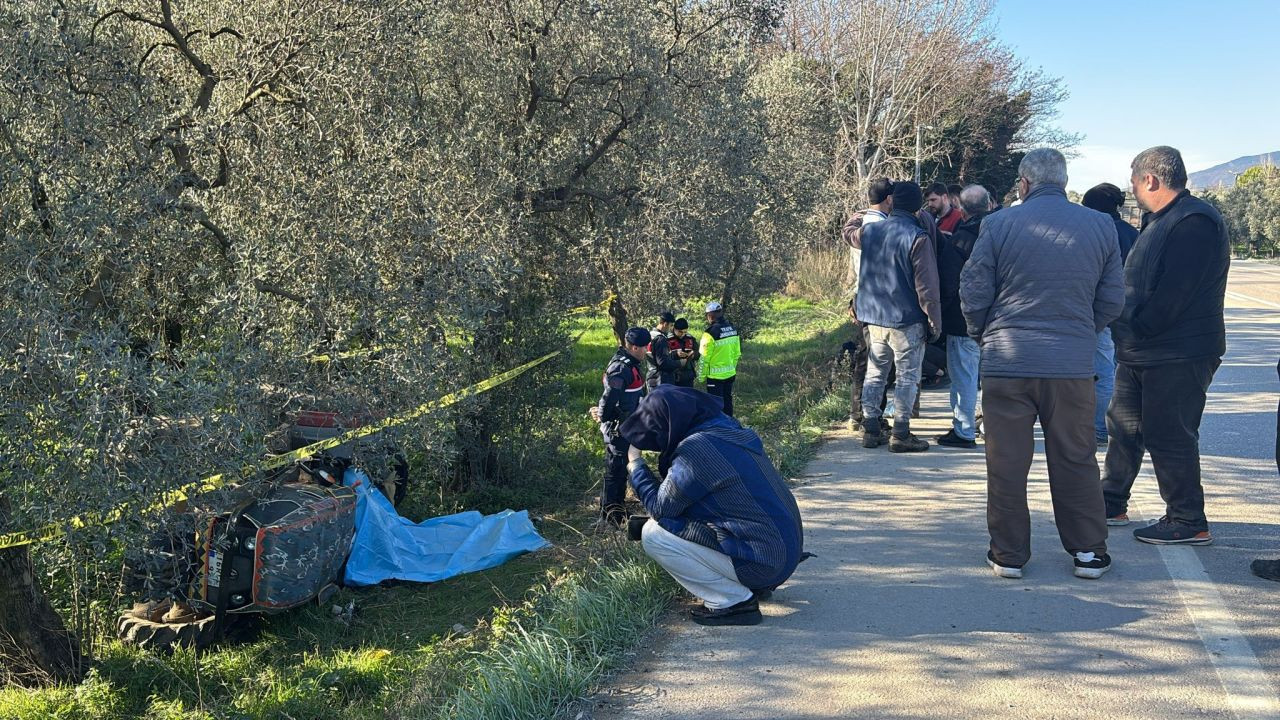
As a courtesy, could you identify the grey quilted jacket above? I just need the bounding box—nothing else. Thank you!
[959,185,1124,379]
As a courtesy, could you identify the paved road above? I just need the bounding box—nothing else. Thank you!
[591,259,1280,720]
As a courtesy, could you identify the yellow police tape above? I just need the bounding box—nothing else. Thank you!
[0,307,605,551]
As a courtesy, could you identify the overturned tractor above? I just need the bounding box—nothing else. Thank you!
[118,411,408,652]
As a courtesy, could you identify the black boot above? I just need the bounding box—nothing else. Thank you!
[1251,558,1280,582]
[861,418,884,448]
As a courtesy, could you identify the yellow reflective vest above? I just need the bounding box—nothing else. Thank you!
[698,318,741,382]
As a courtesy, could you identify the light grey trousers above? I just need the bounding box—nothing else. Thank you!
[641,520,752,609]
[861,322,926,434]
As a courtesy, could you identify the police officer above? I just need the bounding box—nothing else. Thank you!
[588,327,650,527]
[670,317,699,387]
[698,301,741,416]
[646,311,679,390]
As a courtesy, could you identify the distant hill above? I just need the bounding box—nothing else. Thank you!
[1189,151,1280,189]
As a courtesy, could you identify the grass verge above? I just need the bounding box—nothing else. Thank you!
[0,295,852,720]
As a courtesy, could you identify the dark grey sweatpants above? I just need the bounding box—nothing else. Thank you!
[983,376,1107,567]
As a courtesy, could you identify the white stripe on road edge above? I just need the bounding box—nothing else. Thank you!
[1157,543,1280,719]
[1225,290,1280,310]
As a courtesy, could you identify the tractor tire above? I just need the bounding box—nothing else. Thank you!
[116,610,224,652]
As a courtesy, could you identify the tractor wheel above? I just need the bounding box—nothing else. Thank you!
[117,609,224,652]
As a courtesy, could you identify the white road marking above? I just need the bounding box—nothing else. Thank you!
[1131,501,1280,719]
[1158,545,1280,719]
[1225,290,1280,310]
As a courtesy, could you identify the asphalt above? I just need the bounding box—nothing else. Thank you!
[590,259,1280,720]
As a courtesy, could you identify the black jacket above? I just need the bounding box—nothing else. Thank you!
[1113,191,1229,366]
[668,333,699,386]
[938,212,984,337]
[1111,214,1138,264]
[645,328,680,387]
[597,348,645,425]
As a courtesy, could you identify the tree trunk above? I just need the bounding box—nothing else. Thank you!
[606,294,628,345]
[0,529,84,686]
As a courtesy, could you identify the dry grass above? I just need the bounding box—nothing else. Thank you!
[784,245,850,305]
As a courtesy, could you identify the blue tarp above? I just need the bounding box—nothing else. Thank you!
[341,469,551,587]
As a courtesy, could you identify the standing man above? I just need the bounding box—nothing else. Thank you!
[855,181,941,452]
[935,184,992,449]
[699,301,741,416]
[670,317,699,387]
[841,178,894,427]
[947,184,964,218]
[1082,182,1140,446]
[588,327,650,527]
[926,181,963,234]
[1103,146,1230,545]
[646,311,679,389]
[960,148,1123,579]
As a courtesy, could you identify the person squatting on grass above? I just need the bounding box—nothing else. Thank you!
[620,385,804,626]
[959,148,1124,580]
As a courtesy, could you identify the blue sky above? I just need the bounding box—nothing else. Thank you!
[991,1,1278,191]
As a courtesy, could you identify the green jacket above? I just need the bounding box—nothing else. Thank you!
[698,318,741,382]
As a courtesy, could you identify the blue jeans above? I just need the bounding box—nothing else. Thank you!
[947,335,980,441]
[1094,328,1116,441]
[862,323,925,435]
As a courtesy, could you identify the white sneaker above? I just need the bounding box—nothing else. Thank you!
[986,551,1023,579]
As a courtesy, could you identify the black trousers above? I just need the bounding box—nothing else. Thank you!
[706,375,736,416]
[600,424,630,519]
[1102,358,1220,528]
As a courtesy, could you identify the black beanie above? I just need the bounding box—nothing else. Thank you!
[892,181,924,214]
[624,327,651,347]
[1082,183,1125,214]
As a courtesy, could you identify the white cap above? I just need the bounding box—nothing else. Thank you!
[705,301,723,313]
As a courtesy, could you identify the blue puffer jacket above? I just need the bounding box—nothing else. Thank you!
[629,416,804,590]
[959,185,1125,379]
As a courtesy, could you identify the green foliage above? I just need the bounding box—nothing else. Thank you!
[425,549,676,720]
[0,294,849,719]
[0,0,823,666]
[1205,165,1280,257]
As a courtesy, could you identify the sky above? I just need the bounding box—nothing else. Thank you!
[991,1,1279,192]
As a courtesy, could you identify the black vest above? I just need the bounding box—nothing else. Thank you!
[1113,192,1228,366]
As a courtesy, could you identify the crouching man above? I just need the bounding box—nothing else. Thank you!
[619,385,804,626]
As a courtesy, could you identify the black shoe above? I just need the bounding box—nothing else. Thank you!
[1133,516,1211,545]
[1073,551,1111,579]
[690,598,762,626]
[862,418,885,448]
[934,430,977,448]
[889,433,929,453]
[1251,559,1280,582]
